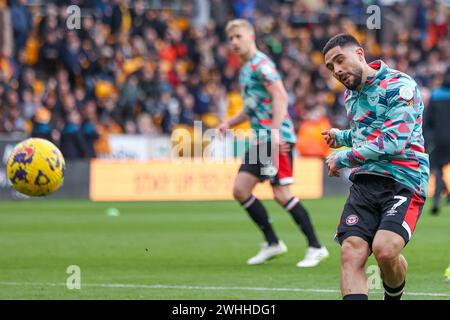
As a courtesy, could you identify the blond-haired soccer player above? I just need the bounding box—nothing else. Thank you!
[217,19,328,267]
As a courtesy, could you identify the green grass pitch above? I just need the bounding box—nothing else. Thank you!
[0,197,449,299]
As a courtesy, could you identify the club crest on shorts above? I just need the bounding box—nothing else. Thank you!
[260,165,278,177]
[346,214,359,226]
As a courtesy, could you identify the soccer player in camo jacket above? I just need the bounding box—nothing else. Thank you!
[217,19,329,267]
[322,34,430,300]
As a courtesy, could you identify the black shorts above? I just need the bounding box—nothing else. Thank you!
[239,142,294,186]
[335,174,426,248]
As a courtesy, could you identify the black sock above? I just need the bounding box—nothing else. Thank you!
[241,195,279,245]
[284,197,321,248]
[383,281,405,300]
[343,294,368,300]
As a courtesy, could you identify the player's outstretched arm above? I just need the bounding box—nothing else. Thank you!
[217,110,249,135]
[321,129,353,148]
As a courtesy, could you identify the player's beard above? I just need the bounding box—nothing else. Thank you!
[340,67,363,90]
[237,46,251,61]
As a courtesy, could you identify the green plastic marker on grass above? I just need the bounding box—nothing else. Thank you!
[106,208,120,217]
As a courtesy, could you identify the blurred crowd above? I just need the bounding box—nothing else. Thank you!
[0,0,448,158]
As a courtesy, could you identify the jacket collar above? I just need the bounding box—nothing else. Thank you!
[364,60,389,87]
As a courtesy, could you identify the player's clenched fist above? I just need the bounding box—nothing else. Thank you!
[321,129,341,148]
[217,121,230,135]
[325,153,341,177]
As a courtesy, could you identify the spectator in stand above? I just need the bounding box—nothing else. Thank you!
[424,67,450,214]
[10,0,31,58]
[81,100,100,159]
[31,107,53,142]
[60,110,88,159]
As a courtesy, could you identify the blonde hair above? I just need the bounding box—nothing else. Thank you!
[225,19,255,35]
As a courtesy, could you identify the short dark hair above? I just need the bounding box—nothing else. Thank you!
[322,33,361,56]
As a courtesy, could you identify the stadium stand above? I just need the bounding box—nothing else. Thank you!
[0,0,448,159]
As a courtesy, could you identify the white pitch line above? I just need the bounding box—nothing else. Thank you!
[91,283,341,294]
[0,281,449,298]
